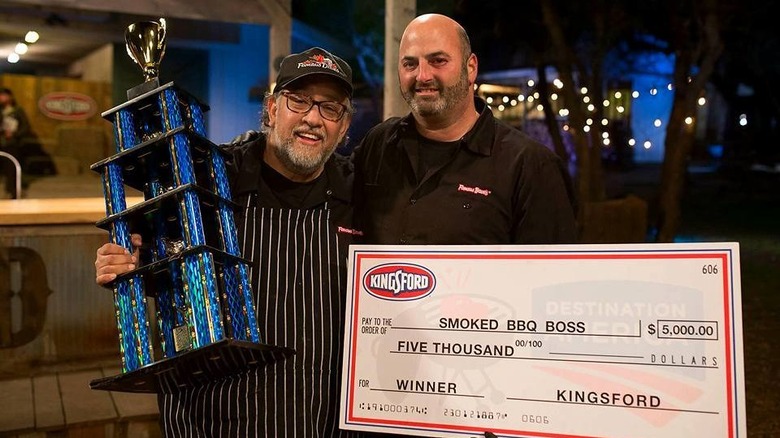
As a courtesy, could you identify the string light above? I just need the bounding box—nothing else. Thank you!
[650,88,658,95]
[614,91,622,99]
[653,119,662,128]
[25,31,40,44]
[602,99,610,107]
[6,29,40,64]
[698,97,706,106]
[553,78,564,89]
[486,96,494,104]
[739,114,748,126]
[628,138,636,146]
[583,125,591,133]
[527,79,535,87]
[643,140,652,149]
[551,93,558,101]
[583,96,591,103]
[580,87,588,94]
[632,91,640,98]
[685,117,694,125]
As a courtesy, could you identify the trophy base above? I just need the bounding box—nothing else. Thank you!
[127,78,161,100]
[89,339,295,394]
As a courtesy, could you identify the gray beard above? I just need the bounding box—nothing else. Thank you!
[269,129,336,177]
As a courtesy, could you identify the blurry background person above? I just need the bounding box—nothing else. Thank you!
[0,87,55,198]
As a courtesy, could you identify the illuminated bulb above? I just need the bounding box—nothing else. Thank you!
[654,119,662,127]
[502,96,509,103]
[517,95,525,102]
[498,104,505,111]
[698,97,706,106]
[536,104,544,112]
[628,138,636,146]
[602,132,610,139]
[739,114,747,126]
[586,118,593,126]
[25,31,40,44]
[587,104,595,112]
[583,96,591,103]
[14,43,28,55]
[632,91,639,98]
[527,96,535,103]
[601,118,608,126]
[583,125,591,133]
[603,99,610,107]
[7,53,20,63]
[614,91,622,99]
[650,88,658,95]
[558,109,569,117]
[553,78,564,89]
[486,96,493,104]
[603,138,611,146]
[684,117,693,125]
[617,106,625,113]
[562,124,569,131]
[643,140,652,149]
[533,92,540,99]
[510,99,517,106]
[527,79,535,87]
[667,83,673,91]
[580,87,588,94]
[551,93,558,101]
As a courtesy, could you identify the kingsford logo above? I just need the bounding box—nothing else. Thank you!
[38,92,97,121]
[363,263,436,301]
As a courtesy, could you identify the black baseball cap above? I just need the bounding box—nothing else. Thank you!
[273,47,353,98]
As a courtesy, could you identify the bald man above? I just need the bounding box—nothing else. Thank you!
[353,13,577,245]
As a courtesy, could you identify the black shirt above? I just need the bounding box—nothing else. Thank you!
[353,97,577,245]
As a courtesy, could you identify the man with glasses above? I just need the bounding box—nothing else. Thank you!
[95,47,372,436]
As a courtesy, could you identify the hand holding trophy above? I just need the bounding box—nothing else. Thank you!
[90,18,291,394]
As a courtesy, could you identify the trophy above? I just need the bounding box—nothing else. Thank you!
[89,18,292,393]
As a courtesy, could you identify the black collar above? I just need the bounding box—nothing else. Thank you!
[390,96,497,156]
[231,134,352,204]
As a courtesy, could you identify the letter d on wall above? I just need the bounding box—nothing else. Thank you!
[0,247,53,348]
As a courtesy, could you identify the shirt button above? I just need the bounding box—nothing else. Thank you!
[410,198,416,205]
[463,203,472,209]
[326,189,333,196]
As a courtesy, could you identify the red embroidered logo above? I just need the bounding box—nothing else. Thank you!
[337,226,364,236]
[297,55,345,75]
[457,184,491,197]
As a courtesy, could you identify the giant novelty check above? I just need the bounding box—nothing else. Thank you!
[340,243,746,438]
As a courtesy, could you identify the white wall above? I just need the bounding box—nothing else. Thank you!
[69,44,113,82]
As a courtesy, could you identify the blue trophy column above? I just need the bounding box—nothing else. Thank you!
[102,109,153,373]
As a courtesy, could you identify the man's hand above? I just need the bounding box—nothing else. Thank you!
[95,233,141,285]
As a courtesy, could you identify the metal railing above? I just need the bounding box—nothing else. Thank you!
[0,151,22,199]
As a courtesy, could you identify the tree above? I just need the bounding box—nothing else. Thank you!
[632,0,724,242]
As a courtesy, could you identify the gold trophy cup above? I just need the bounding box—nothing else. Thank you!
[125,18,167,82]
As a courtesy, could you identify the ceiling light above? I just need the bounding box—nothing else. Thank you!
[25,31,40,44]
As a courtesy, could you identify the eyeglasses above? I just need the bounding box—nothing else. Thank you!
[281,91,348,122]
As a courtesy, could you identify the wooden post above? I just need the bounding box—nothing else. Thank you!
[383,0,416,120]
